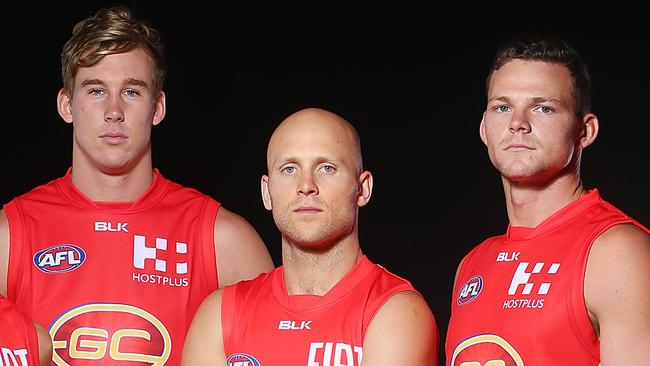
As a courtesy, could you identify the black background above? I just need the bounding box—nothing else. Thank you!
[3,2,649,363]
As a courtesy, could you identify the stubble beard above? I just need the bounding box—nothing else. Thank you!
[274,197,357,252]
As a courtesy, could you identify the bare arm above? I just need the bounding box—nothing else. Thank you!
[362,290,439,365]
[181,290,226,366]
[0,209,9,297]
[585,223,650,365]
[1,207,49,364]
[34,322,52,366]
[214,207,275,287]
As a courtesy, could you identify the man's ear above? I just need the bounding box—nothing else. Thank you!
[479,112,488,146]
[57,89,73,124]
[579,112,599,149]
[152,90,166,126]
[357,171,373,207]
[261,175,272,211]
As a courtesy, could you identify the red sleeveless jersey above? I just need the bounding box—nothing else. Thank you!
[221,255,417,366]
[445,189,650,365]
[0,296,40,366]
[5,168,220,366]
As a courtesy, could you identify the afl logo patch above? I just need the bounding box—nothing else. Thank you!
[457,275,483,305]
[227,353,261,366]
[33,244,86,273]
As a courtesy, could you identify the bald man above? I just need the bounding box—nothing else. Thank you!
[181,107,439,366]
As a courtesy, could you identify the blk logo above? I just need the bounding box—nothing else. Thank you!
[278,320,312,330]
[496,251,520,262]
[133,235,188,274]
[94,221,129,232]
[508,262,560,295]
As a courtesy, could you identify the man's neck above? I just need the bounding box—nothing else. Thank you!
[281,237,362,296]
[70,159,155,202]
[503,174,587,228]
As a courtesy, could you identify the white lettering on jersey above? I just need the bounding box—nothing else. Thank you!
[132,273,189,287]
[132,236,190,288]
[308,342,362,366]
[278,320,312,330]
[0,348,29,366]
[502,298,545,309]
[94,221,129,232]
[496,251,520,262]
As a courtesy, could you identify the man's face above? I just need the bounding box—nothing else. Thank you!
[480,59,583,185]
[263,116,362,249]
[60,48,165,174]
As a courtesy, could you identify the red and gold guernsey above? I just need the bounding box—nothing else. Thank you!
[4,168,220,366]
[445,189,650,366]
[221,255,416,366]
[1,295,40,366]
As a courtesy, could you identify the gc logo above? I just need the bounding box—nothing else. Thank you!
[450,334,523,366]
[49,303,171,365]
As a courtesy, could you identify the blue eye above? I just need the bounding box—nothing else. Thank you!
[321,165,335,173]
[88,88,104,96]
[124,89,141,97]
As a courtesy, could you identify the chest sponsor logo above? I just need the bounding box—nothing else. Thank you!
[450,334,524,366]
[33,244,86,273]
[227,353,261,366]
[49,303,171,366]
[94,221,129,233]
[132,235,189,287]
[308,342,362,366]
[457,275,483,305]
[503,261,560,310]
[278,320,312,330]
[496,251,520,262]
[0,347,30,366]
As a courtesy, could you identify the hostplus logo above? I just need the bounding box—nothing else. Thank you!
[132,235,189,287]
[503,261,560,310]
